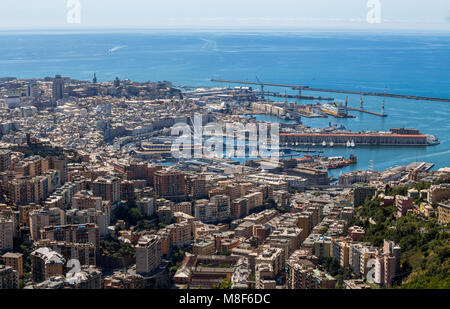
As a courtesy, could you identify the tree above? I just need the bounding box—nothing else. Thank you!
[354,192,450,288]
[213,279,232,289]
[128,208,144,225]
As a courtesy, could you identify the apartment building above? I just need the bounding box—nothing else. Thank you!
[31,247,65,283]
[135,235,162,275]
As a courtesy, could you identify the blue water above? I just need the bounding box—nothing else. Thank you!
[0,30,449,175]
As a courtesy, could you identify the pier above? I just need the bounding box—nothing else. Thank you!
[346,107,387,117]
[264,91,334,101]
[211,79,450,103]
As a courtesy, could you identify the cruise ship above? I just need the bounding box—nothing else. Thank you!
[320,103,347,117]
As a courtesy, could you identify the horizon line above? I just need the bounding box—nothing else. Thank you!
[0,25,450,35]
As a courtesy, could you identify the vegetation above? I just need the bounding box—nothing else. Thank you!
[213,278,232,289]
[134,219,157,232]
[319,257,354,288]
[349,192,450,289]
[168,249,186,278]
[265,198,277,209]
[219,250,232,256]
[115,204,158,229]
[434,177,450,185]
[15,240,34,276]
[100,237,136,260]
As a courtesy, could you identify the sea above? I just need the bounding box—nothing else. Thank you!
[0,29,449,177]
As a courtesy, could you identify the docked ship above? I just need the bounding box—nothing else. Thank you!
[320,102,348,117]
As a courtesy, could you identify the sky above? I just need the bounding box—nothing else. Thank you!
[0,0,449,32]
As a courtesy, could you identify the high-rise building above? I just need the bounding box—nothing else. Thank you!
[114,76,120,87]
[0,149,11,172]
[166,221,192,247]
[93,176,120,203]
[72,191,102,210]
[0,265,19,289]
[2,252,23,278]
[34,240,96,267]
[231,198,248,220]
[112,161,162,186]
[396,195,414,217]
[40,223,100,248]
[353,185,376,207]
[154,170,186,202]
[120,180,135,202]
[52,75,64,103]
[136,197,155,217]
[194,199,217,223]
[331,238,351,267]
[135,235,162,275]
[31,247,65,283]
[255,247,284,279]
[210,195,231,222]
[49,156,67,185]
[286,257,336,289]
[27,82,40,102]
[186,175,207,199]
[171,201,192,216]
[29,206,66,241]
[0,218,14,252]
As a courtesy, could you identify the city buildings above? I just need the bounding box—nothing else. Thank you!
[135,235,162,275]
[154,170,186,202]
[0,218,13,252]
[52,75,64,103]
[0,75,446,290]
[286,253,336,289]
[30,247,65,283]
[40,223,100,248]
[1,252,23,277]
[437,202,450,224]
[0,264,19,289]
[396,195,414,217]
[93,176,120,204]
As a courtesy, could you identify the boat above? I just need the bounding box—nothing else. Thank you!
[329,141,334,147]
[350,140,355,148]
[322,141,327,147]
[346,140,351,148]
[320,102,347,117]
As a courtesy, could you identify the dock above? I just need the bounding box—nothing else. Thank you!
[346,107,387,117]
[264,91,334,101]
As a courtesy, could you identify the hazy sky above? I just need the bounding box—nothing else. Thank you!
[0,0,449,31]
